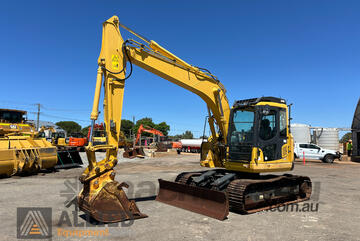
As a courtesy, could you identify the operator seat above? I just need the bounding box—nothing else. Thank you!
[260,119,272,140]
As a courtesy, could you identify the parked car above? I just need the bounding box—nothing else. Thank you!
[294,143,341,163]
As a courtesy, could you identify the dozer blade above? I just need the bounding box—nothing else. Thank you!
[56,148,83,168]
[78,181,147,223]
[156,179,229,220]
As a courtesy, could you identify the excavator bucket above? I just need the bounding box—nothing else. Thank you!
[78,180,147,223]
[123,147,145,159]
[56,148,83,168]
[0,137,58,177]
[156,179,229,220]
[155,142,168,152]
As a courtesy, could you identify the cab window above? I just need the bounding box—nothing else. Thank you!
[230,109,255,144]
[259,110,277,141]
[0,111,23,123]
[279,109,287,137]
[309,144,320,149]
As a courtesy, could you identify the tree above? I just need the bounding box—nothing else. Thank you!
[171,134,183,140]
[81,125,90,137]
[340,132,352,143]
[121,119,134,138]
[154,122,170,136]
[171,130,194,140]
[182,130,194,139]
[55,121,81,135]
[132,118,170,137]
[132,117,155,137]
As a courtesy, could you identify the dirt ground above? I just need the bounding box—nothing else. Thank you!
[1,152,360,241]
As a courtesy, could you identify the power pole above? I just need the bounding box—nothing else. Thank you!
[36,103,40,131]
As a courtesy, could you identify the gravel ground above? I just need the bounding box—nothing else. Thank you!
[1,152,359,241]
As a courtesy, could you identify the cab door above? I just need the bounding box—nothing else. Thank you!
[299,144,316,159]
[308,144,322,159]
[298,144,308,158]
[256,106,287,161]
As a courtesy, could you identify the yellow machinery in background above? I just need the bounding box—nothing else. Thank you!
[38,126,67,146]
[89,123,107,146]
[0,109,57,176]
[78,16,312,222]
[38,126,83,168]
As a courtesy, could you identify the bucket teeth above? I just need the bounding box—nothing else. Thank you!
[78,181,147,223]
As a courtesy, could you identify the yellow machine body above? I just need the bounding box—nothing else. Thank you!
[0,109,57,176]
[223,101,294,173]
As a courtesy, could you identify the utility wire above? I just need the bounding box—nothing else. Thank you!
[41,105,90,113]
[41,113,91,124]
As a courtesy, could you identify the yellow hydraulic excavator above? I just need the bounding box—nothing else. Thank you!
[78,16,312,222]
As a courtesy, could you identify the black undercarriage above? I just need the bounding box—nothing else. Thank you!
[174,169,312,214]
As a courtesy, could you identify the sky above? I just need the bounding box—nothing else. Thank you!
[0,0,359,137]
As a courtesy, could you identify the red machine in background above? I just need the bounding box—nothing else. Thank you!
[172,141,182,149]
[68,133,88,151]
[135,124,164,145]
[123,124,165,158]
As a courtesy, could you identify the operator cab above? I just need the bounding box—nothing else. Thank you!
[227,97,289,163]
[0,109,26,123]
[51,132,67,145]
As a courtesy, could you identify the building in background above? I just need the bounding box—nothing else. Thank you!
[351,99,360,161]
[291,124,349,152]
[27,120,66,137]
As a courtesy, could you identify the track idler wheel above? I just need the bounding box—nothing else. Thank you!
[78,179,147,223]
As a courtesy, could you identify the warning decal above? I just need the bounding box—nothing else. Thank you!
[111,54,120,70]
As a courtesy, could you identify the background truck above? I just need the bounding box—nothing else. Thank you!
[294,143,341,163]
[178,139,204,153]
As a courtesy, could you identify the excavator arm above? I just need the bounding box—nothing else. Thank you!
[78,15,232,222]
[134,124,164,145]
[111,16,230,166]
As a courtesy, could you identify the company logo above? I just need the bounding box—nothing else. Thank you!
[17,207,52,239]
